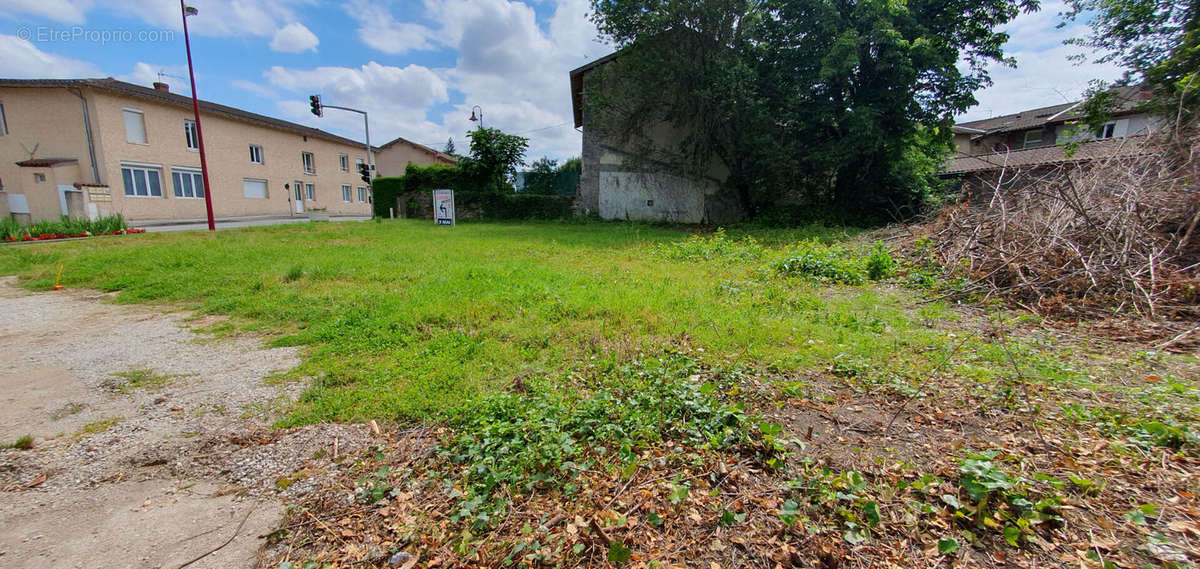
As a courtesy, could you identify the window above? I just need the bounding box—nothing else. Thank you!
[1022,129,1044,149]
[123,108,147,144]
[356,157,365,172]
[302,152,315,174]
[305,182,314,201]
[0,102,8,136]
[357,186,367,203]
[341,184,352,202]
[1095,122,1117,139]
[243,179,268,199]
[121,164,163,197]
[339,154,348,171]
[249,144,264,164]
[171,168,205,198]
[184,120,199,150]
[33,173,46,183]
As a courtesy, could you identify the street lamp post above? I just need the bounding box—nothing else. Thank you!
[181,1,215,231]
[469,105,483,129]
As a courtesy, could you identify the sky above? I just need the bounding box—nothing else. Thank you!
[0,0,1123,162]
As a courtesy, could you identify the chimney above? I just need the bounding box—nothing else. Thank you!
[152,81,170,93]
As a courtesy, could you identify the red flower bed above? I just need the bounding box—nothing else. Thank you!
[3,228,145,243]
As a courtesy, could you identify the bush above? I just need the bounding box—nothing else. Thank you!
[866,242,899,280]
[776,240,897,285]
[372,164,472,218]
[653,228,766,262]
[373,163,575,220]
[1,215,127,241]
[472,193,575,220]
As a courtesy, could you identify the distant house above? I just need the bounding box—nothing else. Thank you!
[569,53,740,224]
[375,135,455,178]
[945,86,1161,175]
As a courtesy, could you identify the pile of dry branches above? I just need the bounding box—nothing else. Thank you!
[917,125,1199,320]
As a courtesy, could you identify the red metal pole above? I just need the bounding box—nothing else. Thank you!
[182,1,216,231]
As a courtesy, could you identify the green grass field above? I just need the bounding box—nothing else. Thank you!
[6,219,1199,568]
[0,219,1172,426]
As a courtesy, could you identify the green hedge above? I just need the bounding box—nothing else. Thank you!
[470,193,575,220]
[373,163,574,220]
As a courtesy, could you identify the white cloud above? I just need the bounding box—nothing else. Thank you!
[0,0,92,25]
[430,0,603,159]
[107,0,308,37]
[269,22,318,53]
[1,0,311,38]
[958,2,1125,121]
[344,0,436,55]
[266,62,448,109]
[0,33,101,77]
[344,0,605,160]
[116,61,190,93]
[264,61,451,147]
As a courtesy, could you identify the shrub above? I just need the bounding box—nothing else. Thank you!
[373,163,575,220]
[653,228,766,262]
[866,242,899,280]
[777,240,898,285]
[777,240,867,284]
[1,215,127,242]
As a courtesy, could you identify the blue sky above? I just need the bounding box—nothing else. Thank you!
[0,0,1121,162]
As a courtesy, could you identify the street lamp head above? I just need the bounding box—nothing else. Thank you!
[184,6,198,16]
[469,110,478,122]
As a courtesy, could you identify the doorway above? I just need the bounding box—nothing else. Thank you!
[293,180,304,214]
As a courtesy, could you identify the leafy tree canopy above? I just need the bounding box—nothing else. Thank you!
[529,156,559,174]
[464,128,530,193]
[587,0,1036,221]
[1063,0,1198,126]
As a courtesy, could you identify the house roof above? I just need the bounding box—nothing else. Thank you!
[954,85,1152,136]
[15,158,78,167]
[378,135,456,163]
[569,50,623,128]
[943,135,1150,174]
[0,77,370,149]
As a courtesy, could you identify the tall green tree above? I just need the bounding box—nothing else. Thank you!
[525,156,560,194]
[464,128,530,193]
[587,0,1035,220]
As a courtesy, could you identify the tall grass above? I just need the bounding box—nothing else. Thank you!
[0,220,1089,425]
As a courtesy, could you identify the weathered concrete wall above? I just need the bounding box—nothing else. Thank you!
[577,65,741,224]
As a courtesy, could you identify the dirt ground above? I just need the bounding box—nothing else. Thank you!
[0,278,373,569]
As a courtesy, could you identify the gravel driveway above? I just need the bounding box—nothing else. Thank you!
[0,278,373,569]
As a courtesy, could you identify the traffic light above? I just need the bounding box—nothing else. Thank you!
[309,94,322,117]
[358,162,371,184]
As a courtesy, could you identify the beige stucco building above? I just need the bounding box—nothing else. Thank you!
[0,77,447,224]
[375,135,455,178]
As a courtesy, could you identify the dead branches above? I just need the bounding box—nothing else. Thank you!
[914,127,1200,320]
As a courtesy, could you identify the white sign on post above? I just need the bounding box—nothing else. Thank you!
[433,189,455,226]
